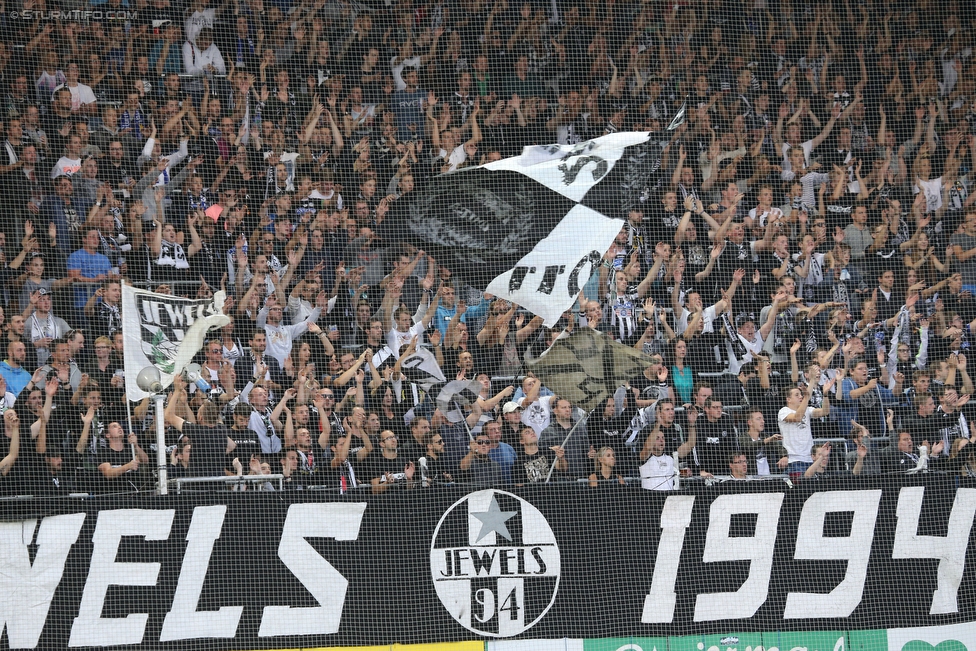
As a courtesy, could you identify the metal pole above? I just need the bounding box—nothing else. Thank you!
[125,393,136,461]
[453,399,475,442]
[544,408,595,483]
[155,393,168,495]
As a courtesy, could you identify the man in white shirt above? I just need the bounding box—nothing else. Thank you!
[183,27,226,77]
[517,377,554,435]
[387,290,440,358]
[256,300,321,368]
[51,134,83,179]
[777,380,832,476]
[671,268,742,336]
[640,429,677,490]
[52,61,96,116]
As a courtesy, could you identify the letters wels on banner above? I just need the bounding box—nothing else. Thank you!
[0,477,974,649]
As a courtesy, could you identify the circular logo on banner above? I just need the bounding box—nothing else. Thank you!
[430,489,560,637]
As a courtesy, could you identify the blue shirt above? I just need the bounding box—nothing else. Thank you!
[67,249,112,308]
[434,297,490,336]
[488,442,517,484]
[0,361,30,397]
[838,377,897,438]
[392,88,426,140]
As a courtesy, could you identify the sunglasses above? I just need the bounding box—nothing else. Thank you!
[475,439,490,445]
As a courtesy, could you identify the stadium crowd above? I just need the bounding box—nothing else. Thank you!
[0,0,974,495]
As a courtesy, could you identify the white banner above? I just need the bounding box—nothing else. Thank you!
[122,284,231,400]
[484,204,622,327]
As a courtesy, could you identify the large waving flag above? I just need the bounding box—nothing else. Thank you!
[526,328,654,410]
[380,132,663,325]
[122,284,231,400]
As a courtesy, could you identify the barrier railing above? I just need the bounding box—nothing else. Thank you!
[171,473,284,492]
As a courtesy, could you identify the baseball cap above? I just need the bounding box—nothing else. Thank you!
[502,401,522,414]
[37,288,49,296]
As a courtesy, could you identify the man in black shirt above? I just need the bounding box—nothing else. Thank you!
[881,430,944,473]
[164,376,234,479]
[460,435,503,487]
[588,395,639,476]
[904,392,942,448]
[419,431,453,487]
[96,422,149,492]
[694,397,739,475]
[366,430,415,494]
[514,426,566,485]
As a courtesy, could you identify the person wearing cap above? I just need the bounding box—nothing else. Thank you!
[500,400,522,446]
[24,287,71,366]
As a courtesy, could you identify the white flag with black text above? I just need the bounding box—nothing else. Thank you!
[122,284,231,400]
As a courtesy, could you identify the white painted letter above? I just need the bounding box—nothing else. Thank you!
[693,492,784,621]
[160,505,242,641]
[642,495,695,623]
[784,490,881,618]
[892,486,976,614]
[258,502,367,637]
[0,514,86,649]
[69,509,174,647]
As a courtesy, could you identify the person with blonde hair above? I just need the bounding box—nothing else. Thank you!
[588,446,624,488]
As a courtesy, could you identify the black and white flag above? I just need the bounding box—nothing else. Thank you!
[381,132,663,326]
[667,96,689,131]
[122,284,231,400]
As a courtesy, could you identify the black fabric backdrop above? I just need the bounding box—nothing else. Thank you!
[2,475,976,650]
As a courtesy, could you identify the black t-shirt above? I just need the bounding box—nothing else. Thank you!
[321,457,361,493]
[8,448,45,496]
[694,414,739,474]
[225,427,261,471]
[682,240,711,279]
[650,208,681,244]
[587,406,639,476]
[183,423,229,478]
[514,448,557,484]
[96,446,140,492]
[364,452,410,487]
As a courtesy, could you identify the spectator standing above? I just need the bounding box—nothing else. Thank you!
[778,380,832,476]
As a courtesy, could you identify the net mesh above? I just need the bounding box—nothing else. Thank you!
[0,0,975,649]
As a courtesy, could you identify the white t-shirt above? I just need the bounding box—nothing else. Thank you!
[387,320,425,358]
[52,156,82,178]
[519,395,554,435]
[914,177,944,213]
[726,332,764,375]
[54,83,96,112]
[777,405,815,463]
[676,304,718,336]
[640,454,676,490]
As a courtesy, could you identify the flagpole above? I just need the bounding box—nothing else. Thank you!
[545,407,596,483]
[125,394,136,461]
[452,399,475,442]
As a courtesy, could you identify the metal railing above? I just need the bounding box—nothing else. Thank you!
[171,473,284,492]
